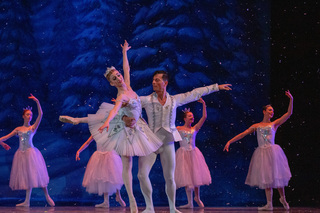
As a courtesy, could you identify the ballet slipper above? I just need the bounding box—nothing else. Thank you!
[16,201,30,207]
[194,197,204,208]
[178,203,193,209]
[59,116,79,125]
[279,197,290,210]
[46,195,55,207]
[116,196,126,207]
[95,202,109,208]
[258,202,273,211]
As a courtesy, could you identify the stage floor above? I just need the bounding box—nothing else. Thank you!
[0,206,319,213]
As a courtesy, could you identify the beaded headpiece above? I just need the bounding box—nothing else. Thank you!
[23,106,32,111]
[103,66,116,78]
[182,108,190,113]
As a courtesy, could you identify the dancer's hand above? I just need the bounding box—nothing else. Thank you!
[0,142,11,150]
[98,122,109,133]
[121,40,131,53]
[285,90,293,100]
[122,115,136,128]
[28,93,39,102]
[75,151,80,161]
[223,142,231,152]
[218,84,232,91]
[197,98,205,104]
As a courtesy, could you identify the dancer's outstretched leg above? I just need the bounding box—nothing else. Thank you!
[116,189,126,207]
[16,188,32,207]
[278,187,289,210]
[95,193,109,208]
[258,188,273,211]
[138,153,157,213]
[59,116,88,125]
[42,187,55,207]
[179,187,193,209]
[194,186,204,208]
[159,142,181,213]
[121,156,137,213]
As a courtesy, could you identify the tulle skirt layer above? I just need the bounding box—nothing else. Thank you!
[82,150,123,195]
[245,144,291,189]
[10,147,49,190]
[88,102,162,156]
[175,147,211,189]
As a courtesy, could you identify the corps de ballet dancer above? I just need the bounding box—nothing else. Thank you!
[175,98,211,209]
[75,135,126,208]
[0,94,55,207]
[224,90,293,211]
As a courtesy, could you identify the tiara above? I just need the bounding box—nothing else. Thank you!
[23,106,32,111]
[103,66,116,78]
[182,108,190,113]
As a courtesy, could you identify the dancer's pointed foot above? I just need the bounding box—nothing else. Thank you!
[95,202,109,208]
[178,203,193,209]
[279,197,290,210]
[194,197,204,208]
[170,208,182,213]
[141,207,155,213]
[59,116,79,125]
[129,199,138,213]
[258,202,273,211]
[116,195,126,207]
[46,195,55,207]
[16,201,30,207]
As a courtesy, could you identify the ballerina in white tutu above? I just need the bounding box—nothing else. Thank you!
[175,98,211,209]
[59,40,162,212]
[224,90,293,211]
[75,135,126,208]
[0,94,55,207]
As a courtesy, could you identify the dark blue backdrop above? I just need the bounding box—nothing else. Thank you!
[1,0,318,208]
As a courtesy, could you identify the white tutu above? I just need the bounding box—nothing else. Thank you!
[88,101,162,156]
[82,150,123,195]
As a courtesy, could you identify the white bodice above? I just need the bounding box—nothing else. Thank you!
[18,130,35,151]
[121,97,142,121]
[256,125,276,148]
[178,128,198,151]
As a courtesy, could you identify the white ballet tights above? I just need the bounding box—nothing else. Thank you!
[138,142,181,213]
[121,156,138,213]
[16,187,55,207]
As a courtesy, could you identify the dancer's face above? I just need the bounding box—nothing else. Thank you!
[23,110,33,122]
[263,106,274,119]
[109,70,124,87]
[184,112,194,124]
[152,74,168,92]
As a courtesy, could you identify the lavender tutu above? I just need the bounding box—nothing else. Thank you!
[175,128,211,189]
[10,130,49,190]
[245,125,291,189]
[82,150,123,195]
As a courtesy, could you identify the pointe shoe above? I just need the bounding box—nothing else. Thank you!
[129,199,138,213]
[279,197,290,210]
[16,201,30,207]
[95,202,109,208]
[178,203,193,209]
[258,202,273,211]
[59,116,79,125]
[46,196,55,207]
[194,197,204,208]
[116,196,126,207]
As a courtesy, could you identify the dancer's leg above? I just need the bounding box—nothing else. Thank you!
[95,193,109,208]
[16,188,32,207]
[59,116,88,125]
[258,188,273,211]
[138,152,157,213]
[278,187,290,210]
[121,156,137,213]
[194,186,204,207]
[179,187,193,209]
[116,189,126,207]
[159,142,181,213]
[42,187,55,207]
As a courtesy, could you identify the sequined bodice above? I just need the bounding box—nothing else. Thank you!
[256,125,275,148]
[121,97,142,121]
[18,130,35,151]
[178,128,198,151]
